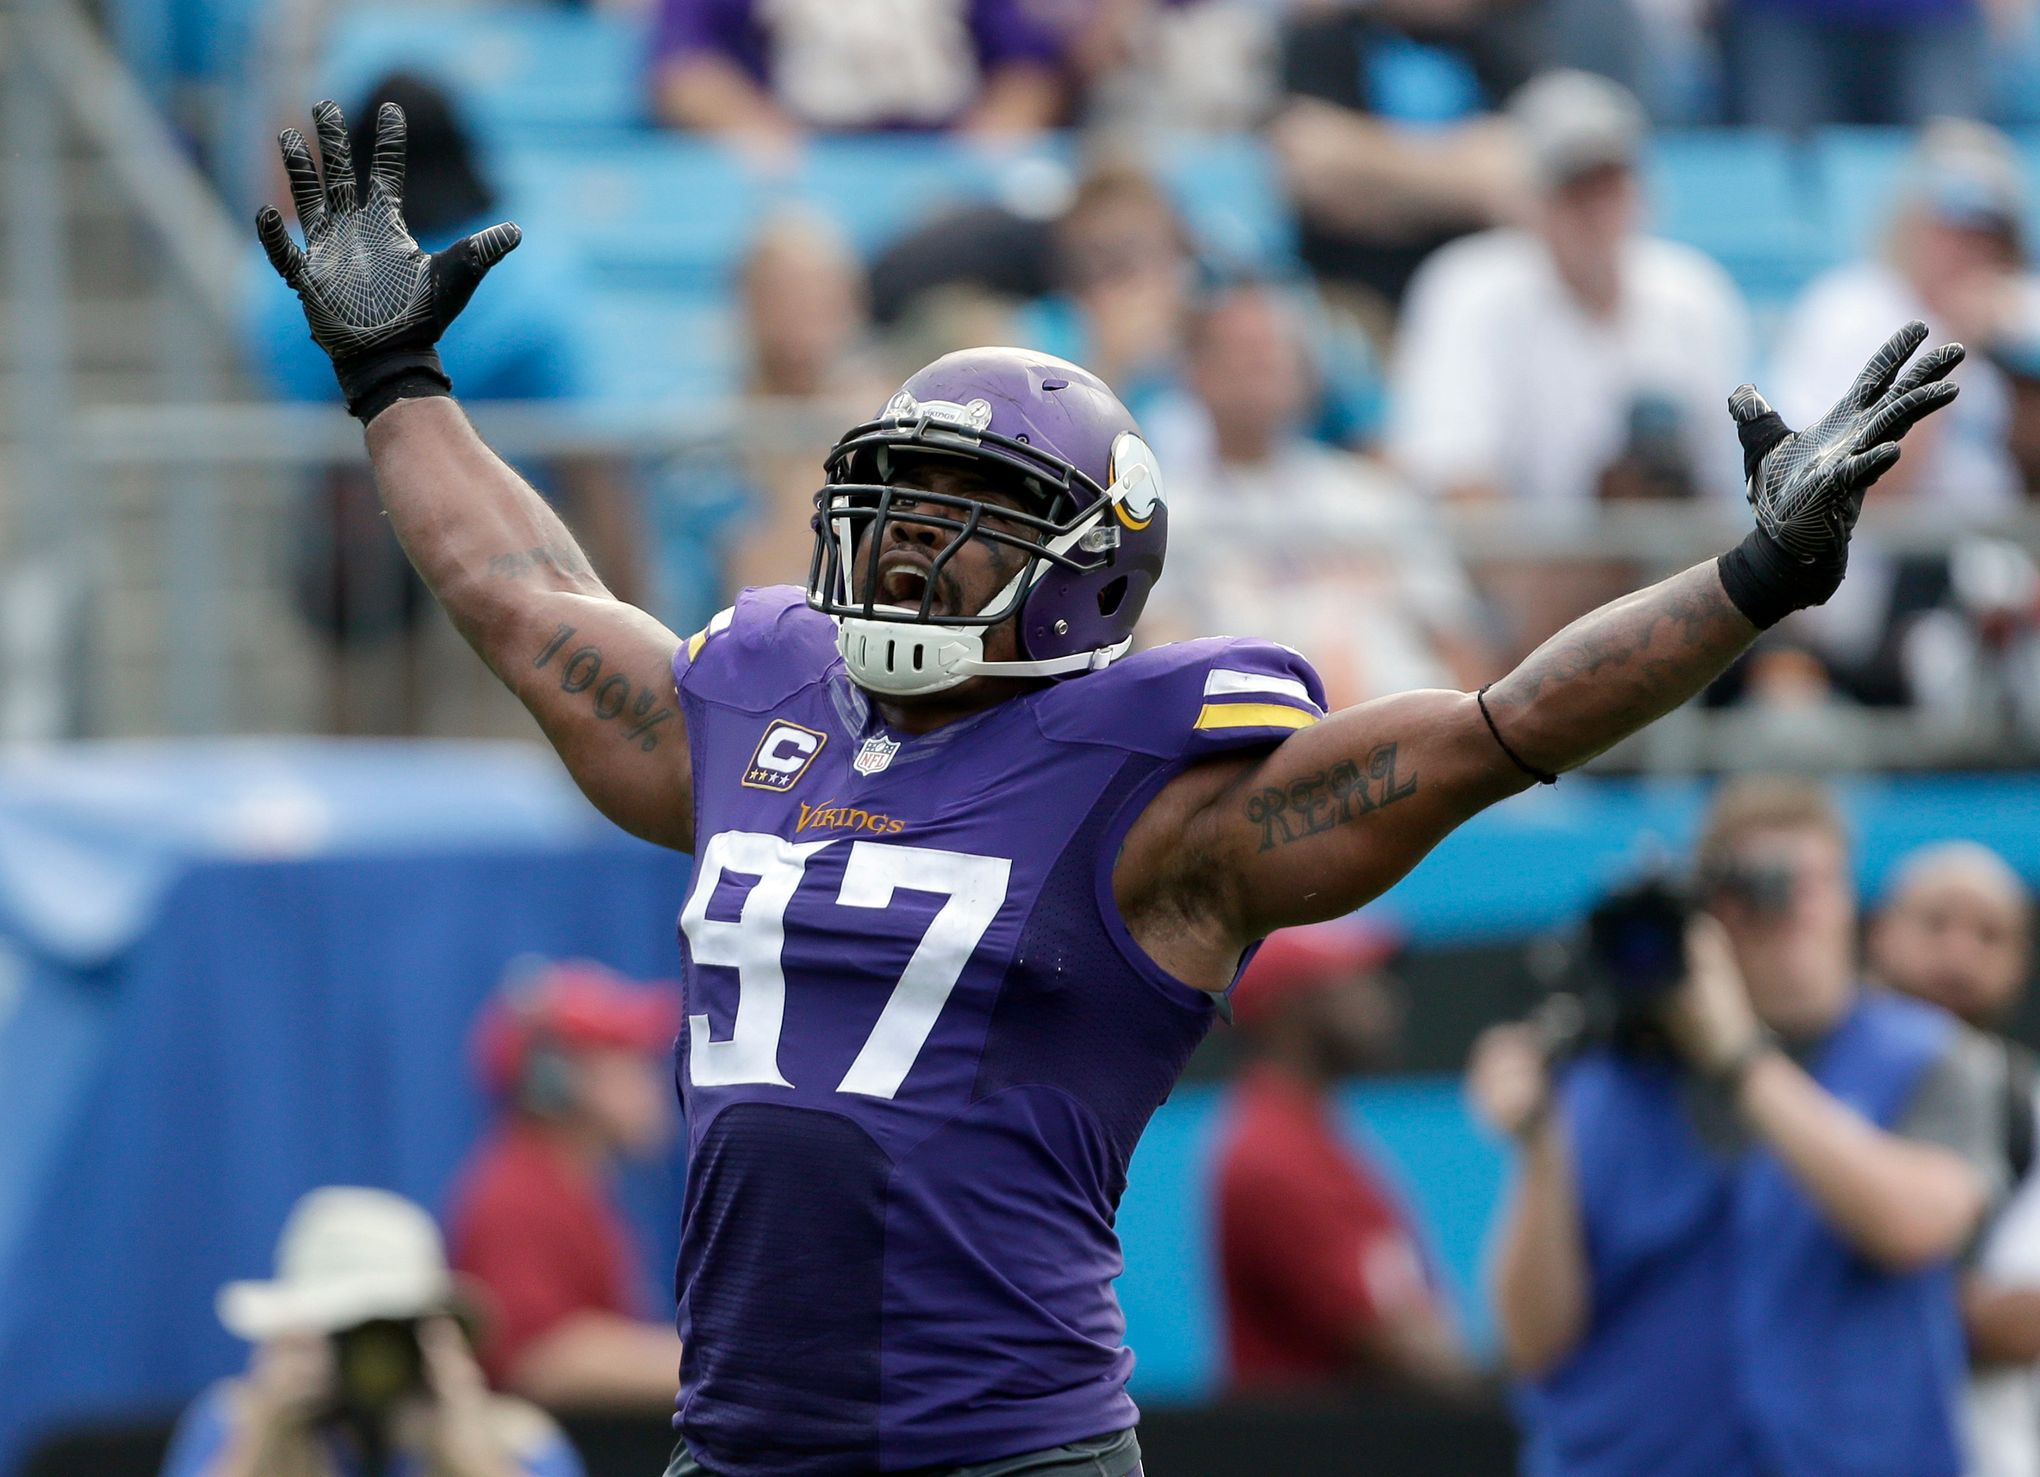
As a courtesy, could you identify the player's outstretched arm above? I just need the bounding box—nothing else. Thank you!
[1155,322,1963,942]
[366,400,692,847]
[257,102,693,849]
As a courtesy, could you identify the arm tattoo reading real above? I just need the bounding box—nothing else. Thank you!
[1245,743,1418,853]
[533,623,676,751]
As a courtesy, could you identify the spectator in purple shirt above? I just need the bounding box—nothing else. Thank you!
[650,0,1067,151]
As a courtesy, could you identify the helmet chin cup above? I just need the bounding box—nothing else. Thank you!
[836,613,986,696]
[835,613,1134,697]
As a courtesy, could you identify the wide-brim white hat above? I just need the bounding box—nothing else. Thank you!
[218,1186,456,1341]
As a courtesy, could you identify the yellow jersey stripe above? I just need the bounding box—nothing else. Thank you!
[1193,701,1319,732]
[686,630,708,661]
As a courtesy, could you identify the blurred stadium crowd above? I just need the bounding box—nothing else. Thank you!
[32,0,2040,761]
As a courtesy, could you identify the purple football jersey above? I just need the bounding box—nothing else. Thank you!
[669,586,1326,1476]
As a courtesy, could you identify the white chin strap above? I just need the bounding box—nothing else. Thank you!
[834,505,1131,697]
[837,613,1130,696]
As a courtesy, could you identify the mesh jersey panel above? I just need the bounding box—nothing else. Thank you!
[677,1104,888,1475]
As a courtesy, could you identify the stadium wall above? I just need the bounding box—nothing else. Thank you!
[4,743,2040,1472]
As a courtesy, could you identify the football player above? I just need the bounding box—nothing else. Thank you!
[258,103,1963,1477]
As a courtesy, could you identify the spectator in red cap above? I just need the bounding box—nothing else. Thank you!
[445,960,685,1412]
[1214,922,1480,1398]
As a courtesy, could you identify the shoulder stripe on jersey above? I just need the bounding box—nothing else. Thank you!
[685,605,738,661]
[1203,668,1323,713]
[1194,702,1318,732]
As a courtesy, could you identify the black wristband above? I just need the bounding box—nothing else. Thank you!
[334,348,451,424]
[350,370,451,425]
[1477,685,1558,785]
[1717,521,1849,632]
[1735,408,1791,484]
[1716,531,1794,631]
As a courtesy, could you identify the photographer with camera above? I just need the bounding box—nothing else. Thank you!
[159,1187,580,1477]
[1468,778,2010,1477]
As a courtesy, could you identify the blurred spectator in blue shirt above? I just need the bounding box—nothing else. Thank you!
[159,1187,581,1477]
[245,74,644,733]
[1473,778,2006,1477]
[650,0,1067,154]
[1724,0,1987,127]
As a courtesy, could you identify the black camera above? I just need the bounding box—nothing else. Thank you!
[1588,877,1692,1001]
[1569,861,1797,1047]
[331,1317,427,1417]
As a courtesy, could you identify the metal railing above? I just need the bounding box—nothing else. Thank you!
[4,0,257,743]
[33,393,2040,772]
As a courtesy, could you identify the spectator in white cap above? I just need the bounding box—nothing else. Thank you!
[1388,69,1751,656]
[158,1186,581,1477]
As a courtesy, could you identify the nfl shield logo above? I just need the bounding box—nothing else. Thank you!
[854,736,900,776]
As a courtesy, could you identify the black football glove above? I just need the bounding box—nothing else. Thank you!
[1717,319,1963,629]
[255,100,522,423]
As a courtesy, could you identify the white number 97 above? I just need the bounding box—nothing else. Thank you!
[680,831,1011,1100]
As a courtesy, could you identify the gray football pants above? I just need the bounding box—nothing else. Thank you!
[664,1427,1142,1477]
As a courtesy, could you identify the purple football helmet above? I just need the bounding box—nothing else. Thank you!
[808,346,1168,696]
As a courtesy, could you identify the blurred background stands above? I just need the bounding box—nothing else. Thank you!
[12,0,2040,764]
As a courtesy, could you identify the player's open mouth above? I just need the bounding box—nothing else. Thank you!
[878,561,943,614]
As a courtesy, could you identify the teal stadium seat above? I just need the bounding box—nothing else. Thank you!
[320,4,649,136]
[500,133,1299,399]
[498,133,1295,289]
[1994,21,2040,127]
[1643,129,1832,311]
[581,290,737,404]
[500,137,1090,290]
[498,140,759,295]
[1149,133,1298,270]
